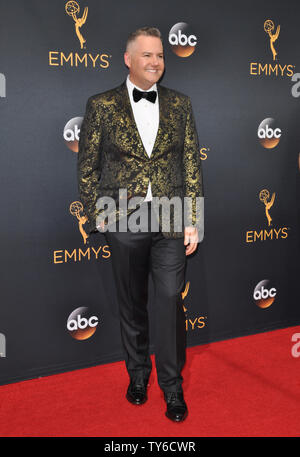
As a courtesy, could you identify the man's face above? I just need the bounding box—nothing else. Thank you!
[124,35,164,90]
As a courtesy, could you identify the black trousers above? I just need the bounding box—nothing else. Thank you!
[104,201,187,393]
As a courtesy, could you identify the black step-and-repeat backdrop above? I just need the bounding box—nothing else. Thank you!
[0,0,299,385]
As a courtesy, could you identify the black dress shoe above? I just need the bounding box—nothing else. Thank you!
[126,379,148,405]
[164,391,188,422]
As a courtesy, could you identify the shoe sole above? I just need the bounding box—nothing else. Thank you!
[165,410,188,422]
[126,393,147,405]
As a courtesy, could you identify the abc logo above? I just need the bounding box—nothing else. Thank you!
[258,118,281,149]
[253,280,277,309]
[63,117,83,152]
[67,306,99,340]
[169,22,197,57]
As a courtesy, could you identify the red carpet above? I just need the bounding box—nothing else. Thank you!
[0,326,299,437]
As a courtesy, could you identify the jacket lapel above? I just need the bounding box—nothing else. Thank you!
[116,80,169,160]
[152,84,169,158]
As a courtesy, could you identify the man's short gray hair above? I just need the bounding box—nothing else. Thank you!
[126,27,162,51]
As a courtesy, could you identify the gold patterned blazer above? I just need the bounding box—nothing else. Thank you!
[77,79,203,239]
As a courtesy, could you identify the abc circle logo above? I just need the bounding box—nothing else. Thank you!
[63,117,83,152]
[169,23,197,57]
[258,118,281,149]
[253,280,277,309]
[67,307,99,340]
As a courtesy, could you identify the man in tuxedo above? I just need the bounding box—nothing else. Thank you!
[78,27,203,422]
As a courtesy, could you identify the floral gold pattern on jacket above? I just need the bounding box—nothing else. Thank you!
[78,80,203,238]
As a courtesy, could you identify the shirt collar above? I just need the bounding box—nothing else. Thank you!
[126,74,157,99]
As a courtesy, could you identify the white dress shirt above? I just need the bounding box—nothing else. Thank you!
[126,74,159,202]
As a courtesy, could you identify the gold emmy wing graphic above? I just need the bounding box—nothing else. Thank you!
[70,201,89,244]
[181,281,190,312]
[264,19,280,61]
[259,189,276,226]
[65,1,88,49]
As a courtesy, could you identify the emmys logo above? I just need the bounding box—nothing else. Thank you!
[0,73,6,98]
[70,201,89,244]
[67,307,99,340]
[48,2,110,69]
[0,333,6,357]
[250,19,294,77]
[63,117,83,152]
[257,118,281,149]
[52,199,111,265]
[253,280,277,309]
[168,23,197,57]
[245,189,289,243]
[65,1,88,49]
[181,281,207,331]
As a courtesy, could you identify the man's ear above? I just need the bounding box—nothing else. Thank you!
[124,52,131,69]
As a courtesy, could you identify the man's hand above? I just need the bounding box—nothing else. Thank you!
[184,226,199,256]
[97,220,105,232]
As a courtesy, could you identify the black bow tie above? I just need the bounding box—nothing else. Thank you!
[133,87,157,103]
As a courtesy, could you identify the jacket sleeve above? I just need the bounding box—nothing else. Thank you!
[182,96,204,228]
[77,97,102,234]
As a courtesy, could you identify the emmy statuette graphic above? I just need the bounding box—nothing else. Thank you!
[181,281,190,313]
[70,201,89,244]
[259,189,276,227]
[264,19,280,61]
[65,1,88,49]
